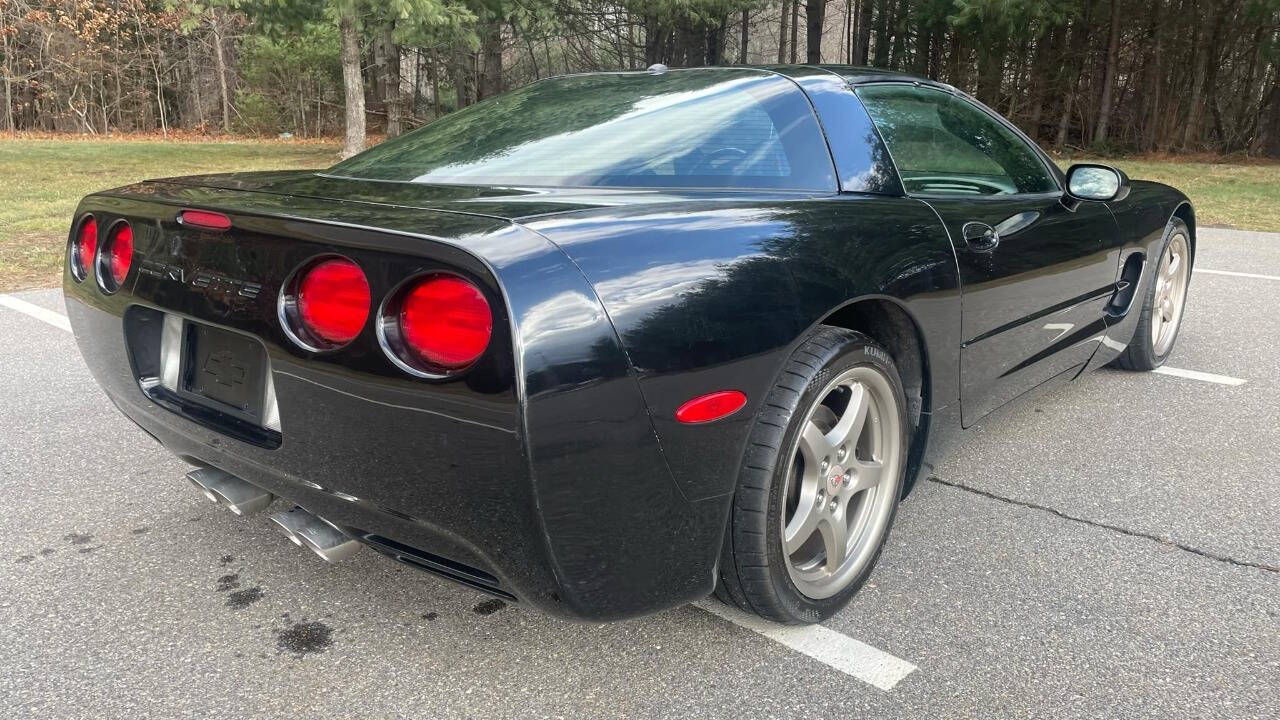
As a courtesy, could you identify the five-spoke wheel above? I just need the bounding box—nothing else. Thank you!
[1112,217,1193,371]
[782,367,902,599]
[1151,231,1190,358]
[716,328,908,624]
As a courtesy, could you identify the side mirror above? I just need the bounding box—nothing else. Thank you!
[1066,163,1130,202]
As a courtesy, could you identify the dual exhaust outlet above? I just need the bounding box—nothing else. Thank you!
[186,467,360,563]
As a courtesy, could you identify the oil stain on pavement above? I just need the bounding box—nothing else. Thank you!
[276,621,334,657]
[226,587,263,609]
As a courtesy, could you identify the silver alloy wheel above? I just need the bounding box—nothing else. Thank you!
[1151,232,1191,357]
[780,366,902,600]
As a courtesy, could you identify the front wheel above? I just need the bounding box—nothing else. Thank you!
[1112,218,1192,371]
[715,327,908,624]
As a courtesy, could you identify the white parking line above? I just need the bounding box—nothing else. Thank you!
[0,294,71,332]
[1153,366,1246,386]
[1195,268,1280,281]
[694,600,918,691]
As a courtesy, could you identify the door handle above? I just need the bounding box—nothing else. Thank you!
[961,222,1000,251]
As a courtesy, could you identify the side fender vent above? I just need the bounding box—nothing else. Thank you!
[1106,252,1145,318]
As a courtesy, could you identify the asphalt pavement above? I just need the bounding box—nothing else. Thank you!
[0,227,1276,719]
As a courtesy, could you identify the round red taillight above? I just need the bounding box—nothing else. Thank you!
[73,216,97,281]
[397,275,492,371]
[107,222,133,287]
[295,258,370,345]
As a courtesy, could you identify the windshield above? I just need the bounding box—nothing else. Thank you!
[327,70,836,191]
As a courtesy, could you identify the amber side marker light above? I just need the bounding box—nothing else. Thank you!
[675,390,748,424]
[178,209,232,231]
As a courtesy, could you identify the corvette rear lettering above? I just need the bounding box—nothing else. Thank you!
[139,259,261,299]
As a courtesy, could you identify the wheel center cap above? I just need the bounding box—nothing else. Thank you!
[828,465,845,492]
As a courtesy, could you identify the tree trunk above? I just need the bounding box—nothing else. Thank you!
[846,0,855,64]
[855,0,873,64]
[1026,22,1065,141]
[872,0,890,67]
[211,10,231,133]
[479,20,503,100]
[888,0,909,69]
[339,11,365,158]
[1252,78,1280,156]
[945,32,965,88]
[645,14,668,65]
[1055,4,1092,150]
[975,33,1006,106]
[1181,1,1212,148]
[454,50,477,108]
[430,49,441,118]
[2,27,13,132]
[740,9,749,64]
[376,23,402,138]
[1092,0,1122,145]
[778,0,790,64]
[806,0,826,63]
[789,0,800,63]
[912,13,930,75]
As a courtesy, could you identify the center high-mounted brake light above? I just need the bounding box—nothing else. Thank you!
[178,209,233,231]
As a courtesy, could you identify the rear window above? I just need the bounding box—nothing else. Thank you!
[328,70,836,191]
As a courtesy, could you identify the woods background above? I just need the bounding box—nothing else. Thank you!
[2,0,1278,159]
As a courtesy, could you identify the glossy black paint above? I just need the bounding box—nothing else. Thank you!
[62,65,1191,621]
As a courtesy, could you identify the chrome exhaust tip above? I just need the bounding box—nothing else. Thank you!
[186,468,275,515]
[268,506,310,547]
[269,506,361,563]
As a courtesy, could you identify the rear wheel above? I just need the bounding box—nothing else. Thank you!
[715,327,908,624]
[1112,219,1192,371]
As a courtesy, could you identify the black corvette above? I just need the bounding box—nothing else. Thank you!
[64,66,1194,624]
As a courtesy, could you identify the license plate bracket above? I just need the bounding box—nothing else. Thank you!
[180,323,267,423]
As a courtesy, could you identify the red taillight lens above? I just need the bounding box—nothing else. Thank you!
[296,258,370,345]
[398,276,492,370]
[107,222,133,287]
[73,216,97,280]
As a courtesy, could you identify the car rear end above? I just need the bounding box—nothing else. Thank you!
[63,182,566,608]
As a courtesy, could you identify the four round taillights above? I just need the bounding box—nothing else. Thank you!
[71,211,492,379]
[70,215,133,292]
[279,256,493,377]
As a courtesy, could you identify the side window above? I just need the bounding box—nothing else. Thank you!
[856,85,1057,197]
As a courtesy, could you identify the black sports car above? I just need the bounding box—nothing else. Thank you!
[64,66,1194,624]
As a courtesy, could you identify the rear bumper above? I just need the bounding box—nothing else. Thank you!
[69,290,559,605]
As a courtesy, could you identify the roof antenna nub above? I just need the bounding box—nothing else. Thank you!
[647,63,668,75]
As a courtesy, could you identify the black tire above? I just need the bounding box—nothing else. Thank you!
[714,327,909,624]
[1111,218,1192,371]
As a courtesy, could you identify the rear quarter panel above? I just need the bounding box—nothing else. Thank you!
[525,194,962,505]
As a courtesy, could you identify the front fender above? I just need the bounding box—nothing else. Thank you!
[1091,180,1194,366]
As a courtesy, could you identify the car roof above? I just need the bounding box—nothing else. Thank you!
[556,64,957,92]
